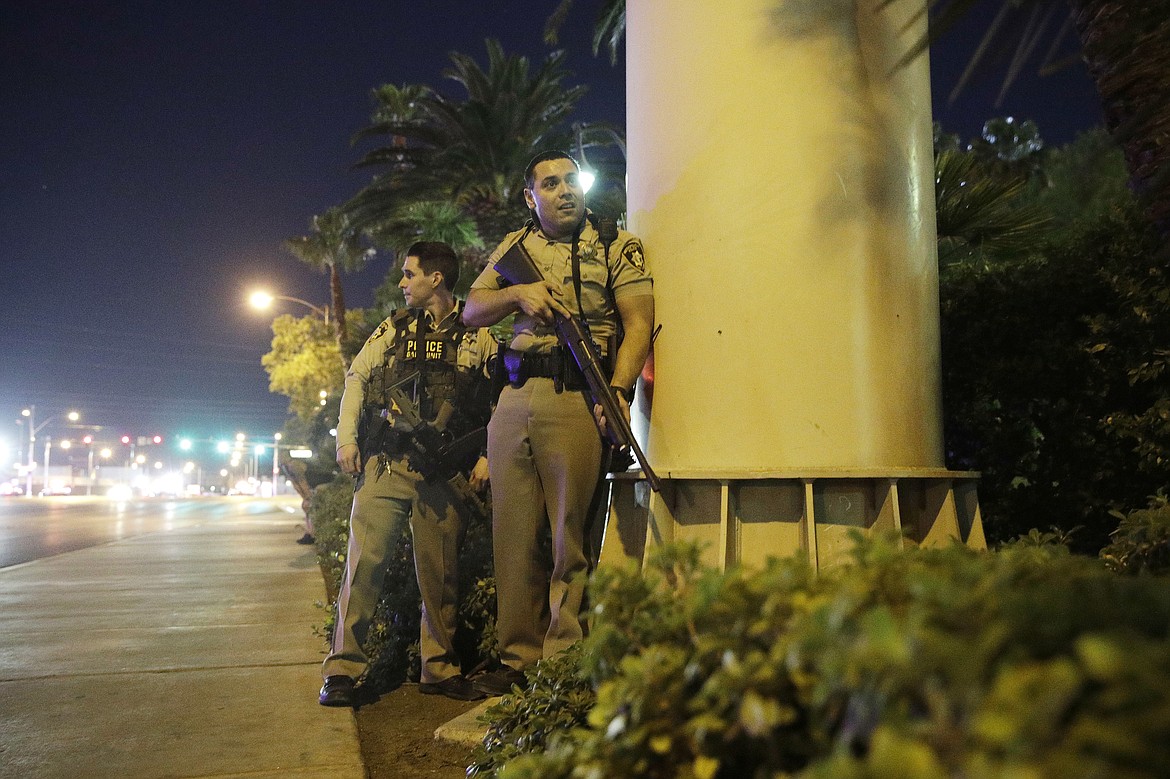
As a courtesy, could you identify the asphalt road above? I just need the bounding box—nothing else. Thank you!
[0,496,304,569]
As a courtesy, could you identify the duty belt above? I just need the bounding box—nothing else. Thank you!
[503,347,601,392]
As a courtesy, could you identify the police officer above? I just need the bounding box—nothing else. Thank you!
[463,151,654,695]
[319,241,497,706]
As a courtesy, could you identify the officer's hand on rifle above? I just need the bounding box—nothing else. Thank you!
[514,280,572,325]
[593,390,631,438]
[336,444,362,476]
[469,456,489,492]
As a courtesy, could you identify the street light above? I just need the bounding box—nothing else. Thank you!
[572,121,628,195]
[272,432,282,494]
[94,447,112,495]
[21,406,80,497]
[248,290,331,323]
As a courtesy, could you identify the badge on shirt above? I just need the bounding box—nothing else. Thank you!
[622,240,646,272]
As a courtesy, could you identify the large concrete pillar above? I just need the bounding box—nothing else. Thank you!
[603,0,983,570]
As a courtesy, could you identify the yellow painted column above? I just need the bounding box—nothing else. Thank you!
[628,0,942,471]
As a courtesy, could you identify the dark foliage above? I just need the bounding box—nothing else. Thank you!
[940,197,1167,551]
[1101,495,1170,576]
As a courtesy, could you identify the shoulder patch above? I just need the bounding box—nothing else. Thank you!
[621,240,646,272]
[364,320,391,345]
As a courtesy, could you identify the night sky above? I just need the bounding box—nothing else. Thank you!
[1,0,1104,459]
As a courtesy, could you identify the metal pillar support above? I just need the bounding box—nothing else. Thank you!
[599,469,985,572]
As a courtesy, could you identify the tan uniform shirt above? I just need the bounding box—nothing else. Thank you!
[470,218,653,355]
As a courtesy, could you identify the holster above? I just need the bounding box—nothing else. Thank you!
[359,408,411,463]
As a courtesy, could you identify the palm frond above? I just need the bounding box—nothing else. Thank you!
[593,0,626,64]
[935,148,1052,266]
[345,39,591,246]
[544,0,575,45]
[893,0,1077,108]
[367,201,483,256]
[284,207,372,274]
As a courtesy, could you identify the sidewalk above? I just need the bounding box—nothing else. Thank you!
[0,496,365,778]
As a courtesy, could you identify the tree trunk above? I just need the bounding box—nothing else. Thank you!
[329,262,348,344]
[1070,0,1170,249]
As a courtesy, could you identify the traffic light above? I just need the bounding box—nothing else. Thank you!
[121,435,131,445]
[152,435,162,444]
[82,435,93,445]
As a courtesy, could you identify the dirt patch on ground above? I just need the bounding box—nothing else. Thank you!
[354,684,485,778]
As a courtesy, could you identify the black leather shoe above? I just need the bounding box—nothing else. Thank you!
[319,675,356,707]
[296,533,316,545]
[472,666,527,697]
[419,674,486,701]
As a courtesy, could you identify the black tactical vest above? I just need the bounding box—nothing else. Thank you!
[373,308,489,438]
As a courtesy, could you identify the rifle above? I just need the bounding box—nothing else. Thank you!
[495,239,662,492]
[383,372,492,523]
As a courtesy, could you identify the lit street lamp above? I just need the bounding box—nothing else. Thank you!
[248,290,330,324]
[22,407,80,497]
[268,432,306,495]
[572,120,628,195]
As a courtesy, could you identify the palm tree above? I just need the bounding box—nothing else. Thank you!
[369,200,485,300]
[283,206,373,344]
[917,1,1170,251]
[345,39,588,254]
[368,201,483,258]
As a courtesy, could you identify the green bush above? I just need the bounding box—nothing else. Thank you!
[469,537,1170,778]
[1026,128,1130,231]
[308,473,356,603]
[940,198,1169,551]
[1101,495,1170,576]
[308,472,497,688]
[468,644,595,777]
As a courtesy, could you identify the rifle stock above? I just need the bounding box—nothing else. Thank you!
[495,241,662,492]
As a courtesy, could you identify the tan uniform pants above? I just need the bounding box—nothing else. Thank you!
[322,455,465,684]
[487,377,603,669]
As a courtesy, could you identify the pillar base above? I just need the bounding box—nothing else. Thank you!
[598,468,984,572]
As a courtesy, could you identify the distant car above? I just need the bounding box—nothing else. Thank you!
[39,485,73,496]
[0,482,24,497]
